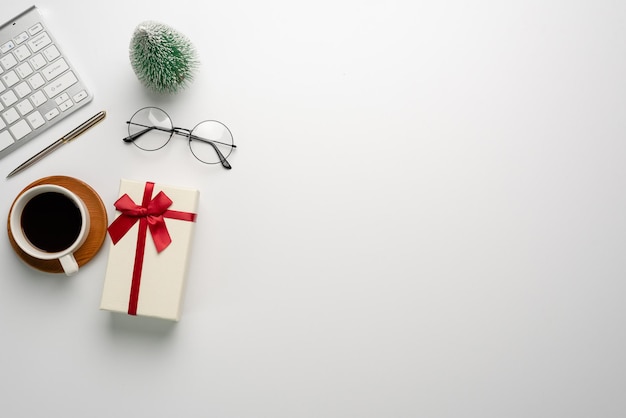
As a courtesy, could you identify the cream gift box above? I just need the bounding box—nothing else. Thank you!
[100,179,199,321]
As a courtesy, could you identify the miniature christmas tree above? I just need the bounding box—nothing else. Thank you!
[129,21,199,94]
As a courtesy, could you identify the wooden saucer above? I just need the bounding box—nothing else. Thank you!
[7,176,108,274]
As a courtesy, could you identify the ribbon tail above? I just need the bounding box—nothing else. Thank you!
[148,216,172,253]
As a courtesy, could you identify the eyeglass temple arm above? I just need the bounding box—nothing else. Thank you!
[123,127,151,142]
[123,123,172,142]
[202,138,232,169]
[183,132,235,169]
[182,132,236,149]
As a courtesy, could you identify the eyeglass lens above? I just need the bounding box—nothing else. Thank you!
[189,120,234,165]
[127,107,173,151]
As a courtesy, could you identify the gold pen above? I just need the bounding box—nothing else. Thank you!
[6,111,106,178]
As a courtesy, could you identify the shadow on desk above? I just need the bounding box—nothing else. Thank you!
[105,312,178,339]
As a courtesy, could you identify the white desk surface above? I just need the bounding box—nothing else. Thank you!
[1,1,625,416]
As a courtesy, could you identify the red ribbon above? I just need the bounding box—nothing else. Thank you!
[107,182,197,315]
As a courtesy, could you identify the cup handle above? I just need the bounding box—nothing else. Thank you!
[59,253,79,276]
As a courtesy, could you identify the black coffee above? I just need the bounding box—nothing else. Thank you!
[21,192,82,253]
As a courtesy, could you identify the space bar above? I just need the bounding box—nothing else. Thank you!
[43,71,78,98]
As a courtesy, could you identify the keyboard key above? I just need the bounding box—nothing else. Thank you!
[0,54,18,70]
[0,116,5,130]
[28,32,52,53]
[43,71,77,98]
[16,62,33,78]
[30,53,46,70]
[27,110,45,129]
[14,32,29,45]
[3,107,20,124]
[10,119,32,140]
[2,70,19,87]
[73,90,88,102]
[17,99,34,116]
[1,41,15,54]
[55,93,70,105]
[43,58,69,81]
[43,45,60,61]
[14,82,31,98]
[28,23,43,35]
[28,73,45,90]
[30,90,47,106]
[45,108,59,120]
[59,99,73,111]
[0,130,14,150]
[1,90,18,107]
[14,45,31,61]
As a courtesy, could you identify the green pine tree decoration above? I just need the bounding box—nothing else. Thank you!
[129,21,199,94]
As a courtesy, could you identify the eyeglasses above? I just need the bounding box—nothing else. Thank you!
[123,107,236,169]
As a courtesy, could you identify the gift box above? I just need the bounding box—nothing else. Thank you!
[100,179,199,321]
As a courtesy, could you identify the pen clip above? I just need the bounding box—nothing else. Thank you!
[63,111,107,142]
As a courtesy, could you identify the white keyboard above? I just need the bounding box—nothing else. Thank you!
[0,6,92,159]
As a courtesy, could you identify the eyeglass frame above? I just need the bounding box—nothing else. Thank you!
[123,106,237,169]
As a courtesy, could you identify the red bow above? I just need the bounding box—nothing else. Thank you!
[108,191,174,253]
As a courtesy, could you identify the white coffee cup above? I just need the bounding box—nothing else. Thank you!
[9,184,90,276]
